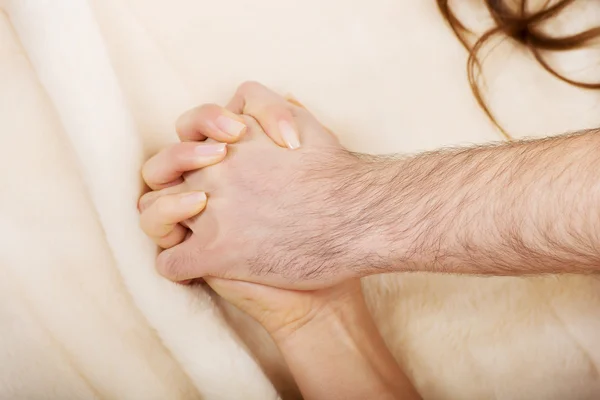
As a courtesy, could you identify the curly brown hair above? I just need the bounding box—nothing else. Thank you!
[437,0,600,139]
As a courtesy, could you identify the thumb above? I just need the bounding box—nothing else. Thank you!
[285,93,340,142]
[225,82,336,149]
[225,82,300,150]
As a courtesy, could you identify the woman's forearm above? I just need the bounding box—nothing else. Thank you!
[274,295,420,400]
[356,129,600,276]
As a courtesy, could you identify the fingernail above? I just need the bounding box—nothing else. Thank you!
[216,115,246,137]
[194,142,227,156]
[285,93,302,107]
[279,120,301,150]
[180,192,207,206]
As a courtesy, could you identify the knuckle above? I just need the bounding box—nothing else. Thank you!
[240,114,260,128]
[143,148,177,182]
[171,143,193,165]
[138,211,151,233]
[197,103,222,118]
[237,80,263,95]
[167,143,187,162]
[175,108,193,132]
[156,246,198,281]
[263,103,292,119]
[175,105,216,133]
[153,196,173,217]
[138,192,156,212]
[141,160,154,185]
[156,249,183,280]
[157,230,184,250]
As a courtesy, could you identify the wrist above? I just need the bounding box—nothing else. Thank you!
[269,282,365,346]
[334,153,415,275]
[272,297,369,379]
[272,284,420,399]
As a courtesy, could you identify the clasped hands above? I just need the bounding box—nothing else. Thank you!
[138,81,375,337]
[138,82,420,399]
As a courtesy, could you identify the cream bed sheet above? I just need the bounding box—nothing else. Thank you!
[1,0,600,399]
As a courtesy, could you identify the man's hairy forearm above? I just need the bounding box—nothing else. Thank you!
[353,129,600,276]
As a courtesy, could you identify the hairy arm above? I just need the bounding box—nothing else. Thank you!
[350,129,600,276]
[141,83,600,288]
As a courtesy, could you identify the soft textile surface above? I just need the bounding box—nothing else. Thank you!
[1,0,600,399]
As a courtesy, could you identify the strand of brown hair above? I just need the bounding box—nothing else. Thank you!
[437,0,600,141]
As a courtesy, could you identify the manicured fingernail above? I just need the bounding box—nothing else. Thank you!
[180,192,207,206]
[194,142,227,156]
[216,115,246,137]
[279,120,301,149]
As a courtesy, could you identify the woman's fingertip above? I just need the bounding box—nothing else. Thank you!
[279,120,301,150]
[194,142,227,157]
[180,191,207,207]
[216,114,246,138]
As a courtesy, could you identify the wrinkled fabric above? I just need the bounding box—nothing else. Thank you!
[1,0,600,399]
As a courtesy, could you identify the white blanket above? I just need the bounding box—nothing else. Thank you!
[1,0,600,399]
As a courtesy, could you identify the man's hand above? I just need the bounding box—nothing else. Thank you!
[141,80,600,291]
[138,83,421,399]
[140,83,379,289]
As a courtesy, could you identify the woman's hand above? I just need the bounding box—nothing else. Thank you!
[205,277,362,341]
[140,82,376,290]
[138,146,418,398]
[137,88,420,398]
[137,97,361,340]
[139,185,418,399]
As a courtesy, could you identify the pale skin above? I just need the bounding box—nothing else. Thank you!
[140,80,600,397]
[138,91,421,399]
[141,81,600,291]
